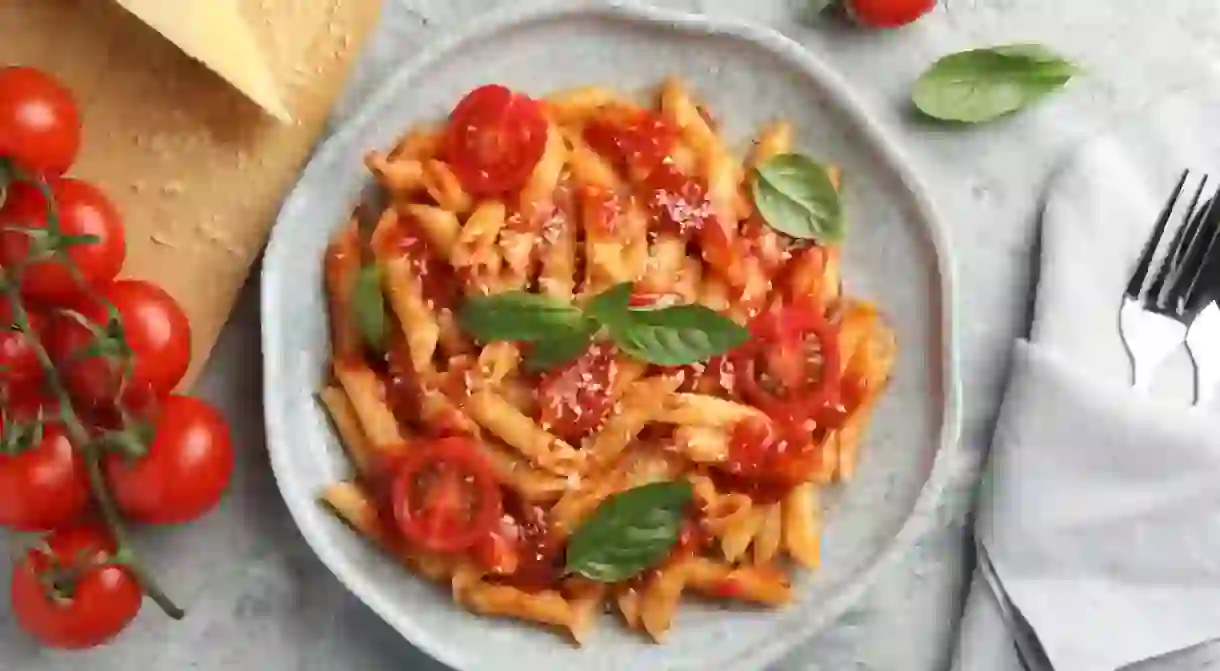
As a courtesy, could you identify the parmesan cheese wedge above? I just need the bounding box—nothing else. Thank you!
[114,0,292,122]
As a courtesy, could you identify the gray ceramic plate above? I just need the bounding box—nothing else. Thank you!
[261,2,961,669]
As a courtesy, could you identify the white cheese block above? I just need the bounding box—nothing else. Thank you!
[114,0,292,122]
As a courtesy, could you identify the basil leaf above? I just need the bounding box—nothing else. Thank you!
[351,264,389,353]
[584,282,633,326]
[609,304,748,366]
[523,321,598,373]
[752,153,844,244]
[912,43,1077,123]
[565,481,693,583]
[458,291,586,343]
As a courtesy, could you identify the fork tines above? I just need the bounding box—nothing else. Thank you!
[1126,170,1220,317]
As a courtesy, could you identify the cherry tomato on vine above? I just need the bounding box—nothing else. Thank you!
[0,401,89,531]
[842,0,935,28]
[10,524,142,649]
[0,66,81,176]
[0,296,47,397]
[444,85,548,197]
[104,394,233,525]
[50,279,191,406]
[0,178,125,301]
[391,436,502,553]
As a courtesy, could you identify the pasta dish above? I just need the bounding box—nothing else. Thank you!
[317,77,896,644]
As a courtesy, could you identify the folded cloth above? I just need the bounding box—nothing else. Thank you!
[973,341,1220,671]
[953,82,1220,671]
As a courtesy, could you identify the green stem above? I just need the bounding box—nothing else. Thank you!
[0,281,184,620]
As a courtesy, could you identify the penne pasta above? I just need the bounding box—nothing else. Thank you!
[465,389,585,476]
[315,78,894,644]
[333,361,406,452]
[581,375,683,474]
[782,482,820,568]
[684,558,792,606]
[318,386,377,478]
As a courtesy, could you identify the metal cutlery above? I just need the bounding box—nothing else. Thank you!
[1120,169,1220,404]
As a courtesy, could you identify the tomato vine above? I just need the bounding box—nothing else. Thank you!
[0,157,184,620]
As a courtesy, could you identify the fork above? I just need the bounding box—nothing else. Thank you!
[1120,170,1220,403]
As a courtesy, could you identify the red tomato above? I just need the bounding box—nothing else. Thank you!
[537,342,615,443]
[583,109,677,177]
[391,436,502,553]
[0,296,47,397]
[104,395,233,524]
[732,300,842,422]
[0,178,125,301]
[444,85,547,197]
[0,411,89,531]
[51,280,191,406]
[845,0,935,28]
[0,67,81,176]
[10,525,142,649]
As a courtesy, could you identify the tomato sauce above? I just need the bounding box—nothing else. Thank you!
[375,212,457,311]
[537,342,616,444]
[484,490,566,592]
[714,417,825,505]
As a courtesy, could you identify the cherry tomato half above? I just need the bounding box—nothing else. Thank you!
[444,85,547,197]
[538,342,615,444]
[0,407,89,531]
[10,525,142,649]
[845,0,935,28]
[0,178,125,301]
[51,279,191,406]
[0,67,81,176]
[391,436,502,553]
[0,296,47,397]
[104,395,233,525]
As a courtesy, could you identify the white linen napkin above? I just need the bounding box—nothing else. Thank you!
[952,83,1220,671]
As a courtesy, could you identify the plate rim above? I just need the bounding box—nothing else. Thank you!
[260,1,963,668]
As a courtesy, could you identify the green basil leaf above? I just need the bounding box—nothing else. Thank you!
[523,321,599,373]
[752,153,843,244]
[584,282,634,326]
[351,264,389,353]
[609,304,748,366]
[912,43,1077,123]
[565,481,693,583]
[458,291,586,343]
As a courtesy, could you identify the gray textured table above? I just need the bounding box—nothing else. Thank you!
[3,1,1218,669]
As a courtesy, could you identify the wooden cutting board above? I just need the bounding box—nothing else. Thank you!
[0,0,381,386]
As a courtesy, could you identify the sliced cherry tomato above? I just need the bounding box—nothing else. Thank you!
[104,395,233,525]
[391,436,502,553]
[845,0,935,28]
[583,108,677,177]
[0,296,47,397]
[444,85,547,197]
[0,67,81,176]
[10,525,142,649]
[0,178,125,301]
[50,279,191,406]
[538,342,615,443]
[732,300,842,422]
[0,409,89,531]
